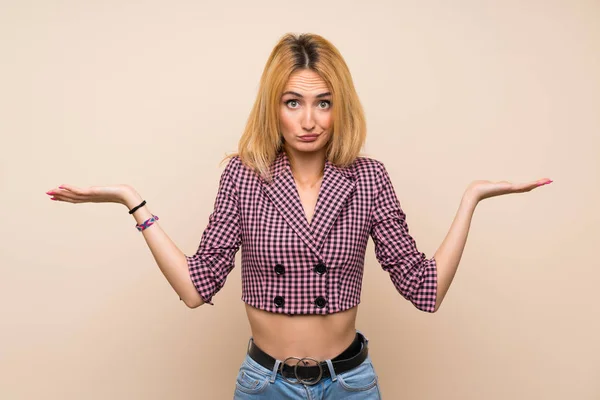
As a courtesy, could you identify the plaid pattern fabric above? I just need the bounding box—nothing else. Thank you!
[186,150,437,314]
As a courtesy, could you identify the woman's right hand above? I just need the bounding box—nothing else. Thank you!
[46,183,137,206]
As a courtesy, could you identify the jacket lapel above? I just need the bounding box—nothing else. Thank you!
[261,151,320,257]
[310,159,356,254]
[260,151,356,260]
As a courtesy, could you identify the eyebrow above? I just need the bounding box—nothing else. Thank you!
[282,91,331,98]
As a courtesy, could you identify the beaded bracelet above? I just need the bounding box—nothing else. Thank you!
[136,215,159,232]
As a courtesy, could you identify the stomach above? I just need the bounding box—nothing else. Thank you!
[244,303,359,363]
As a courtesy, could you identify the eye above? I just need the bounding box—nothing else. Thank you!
[285,99,299,108]
[319,100,331,109]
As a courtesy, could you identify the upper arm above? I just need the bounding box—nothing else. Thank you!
[185,157,242,305]
[369,161,437,312]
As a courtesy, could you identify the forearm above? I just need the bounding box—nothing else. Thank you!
[432,191,479,311]
[122,190,204,308]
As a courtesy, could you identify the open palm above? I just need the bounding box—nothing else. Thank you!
[467,178,553,201]
[46,184,133,204]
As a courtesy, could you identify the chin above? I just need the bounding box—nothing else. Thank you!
[290,142,327,154]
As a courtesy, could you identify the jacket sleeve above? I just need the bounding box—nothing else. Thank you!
[186,157,242,305]
[369,161,438,312]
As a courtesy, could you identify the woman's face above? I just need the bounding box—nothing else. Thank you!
[279,69,333,155]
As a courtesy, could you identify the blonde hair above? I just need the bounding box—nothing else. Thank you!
[225,33,367,181]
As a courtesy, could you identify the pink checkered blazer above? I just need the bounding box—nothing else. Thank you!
[186,150,437,314]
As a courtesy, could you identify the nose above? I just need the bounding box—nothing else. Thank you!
[301,108,315,131]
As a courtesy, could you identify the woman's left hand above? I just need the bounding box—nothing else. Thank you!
[466,178,553,202]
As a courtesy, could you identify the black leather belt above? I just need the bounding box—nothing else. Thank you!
[247,332,368,385]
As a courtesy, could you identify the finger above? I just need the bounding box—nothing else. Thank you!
[506,182,536,193]
[58,184,88,195]
[49,191,86,203]
[48,194,80,203]
[55,184,73,192]
[46,186,71,196]
[515,180,551,193]
[48,185,94,199]
[536,178,553,186]
[46,187,77,197]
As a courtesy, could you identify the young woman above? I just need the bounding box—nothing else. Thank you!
[46,33,552,399]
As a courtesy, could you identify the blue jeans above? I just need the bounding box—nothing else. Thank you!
[233,331,382,399]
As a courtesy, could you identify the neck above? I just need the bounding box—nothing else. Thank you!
[284,146,326,186]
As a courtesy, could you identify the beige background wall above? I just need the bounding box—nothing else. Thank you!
[1,0,599,399]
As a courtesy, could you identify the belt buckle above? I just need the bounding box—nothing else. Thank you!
[280,356,323,386]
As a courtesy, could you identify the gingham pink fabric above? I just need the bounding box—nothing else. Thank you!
[186,150,437,314]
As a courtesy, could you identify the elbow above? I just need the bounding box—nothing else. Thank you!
[404,293,438,313]
[402,282,438,313]
[183,297,204,309]
[180,290,206,309]
[431,288,446,313]
[425,292,440,313]
[187,302,203,309]
[408,286,438,313]
[428,291,442,313]
[416,300,438,313]
[428,292,440,313]
[182,297,205,309]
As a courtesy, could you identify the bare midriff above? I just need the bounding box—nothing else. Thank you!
[245,303,359,365]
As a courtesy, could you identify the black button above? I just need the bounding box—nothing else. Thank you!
[315,296,327,308]
[274,264,285,275]
[274,296,285,308]
[314,262,327,275]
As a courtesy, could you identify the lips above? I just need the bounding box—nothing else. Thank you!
[297,134,319,142]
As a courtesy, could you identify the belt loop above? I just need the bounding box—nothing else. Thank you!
[270,360,281,384]
[325,359,337,382]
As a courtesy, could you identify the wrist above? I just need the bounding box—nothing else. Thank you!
[121,187,143,209]
[462,189,480,208]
